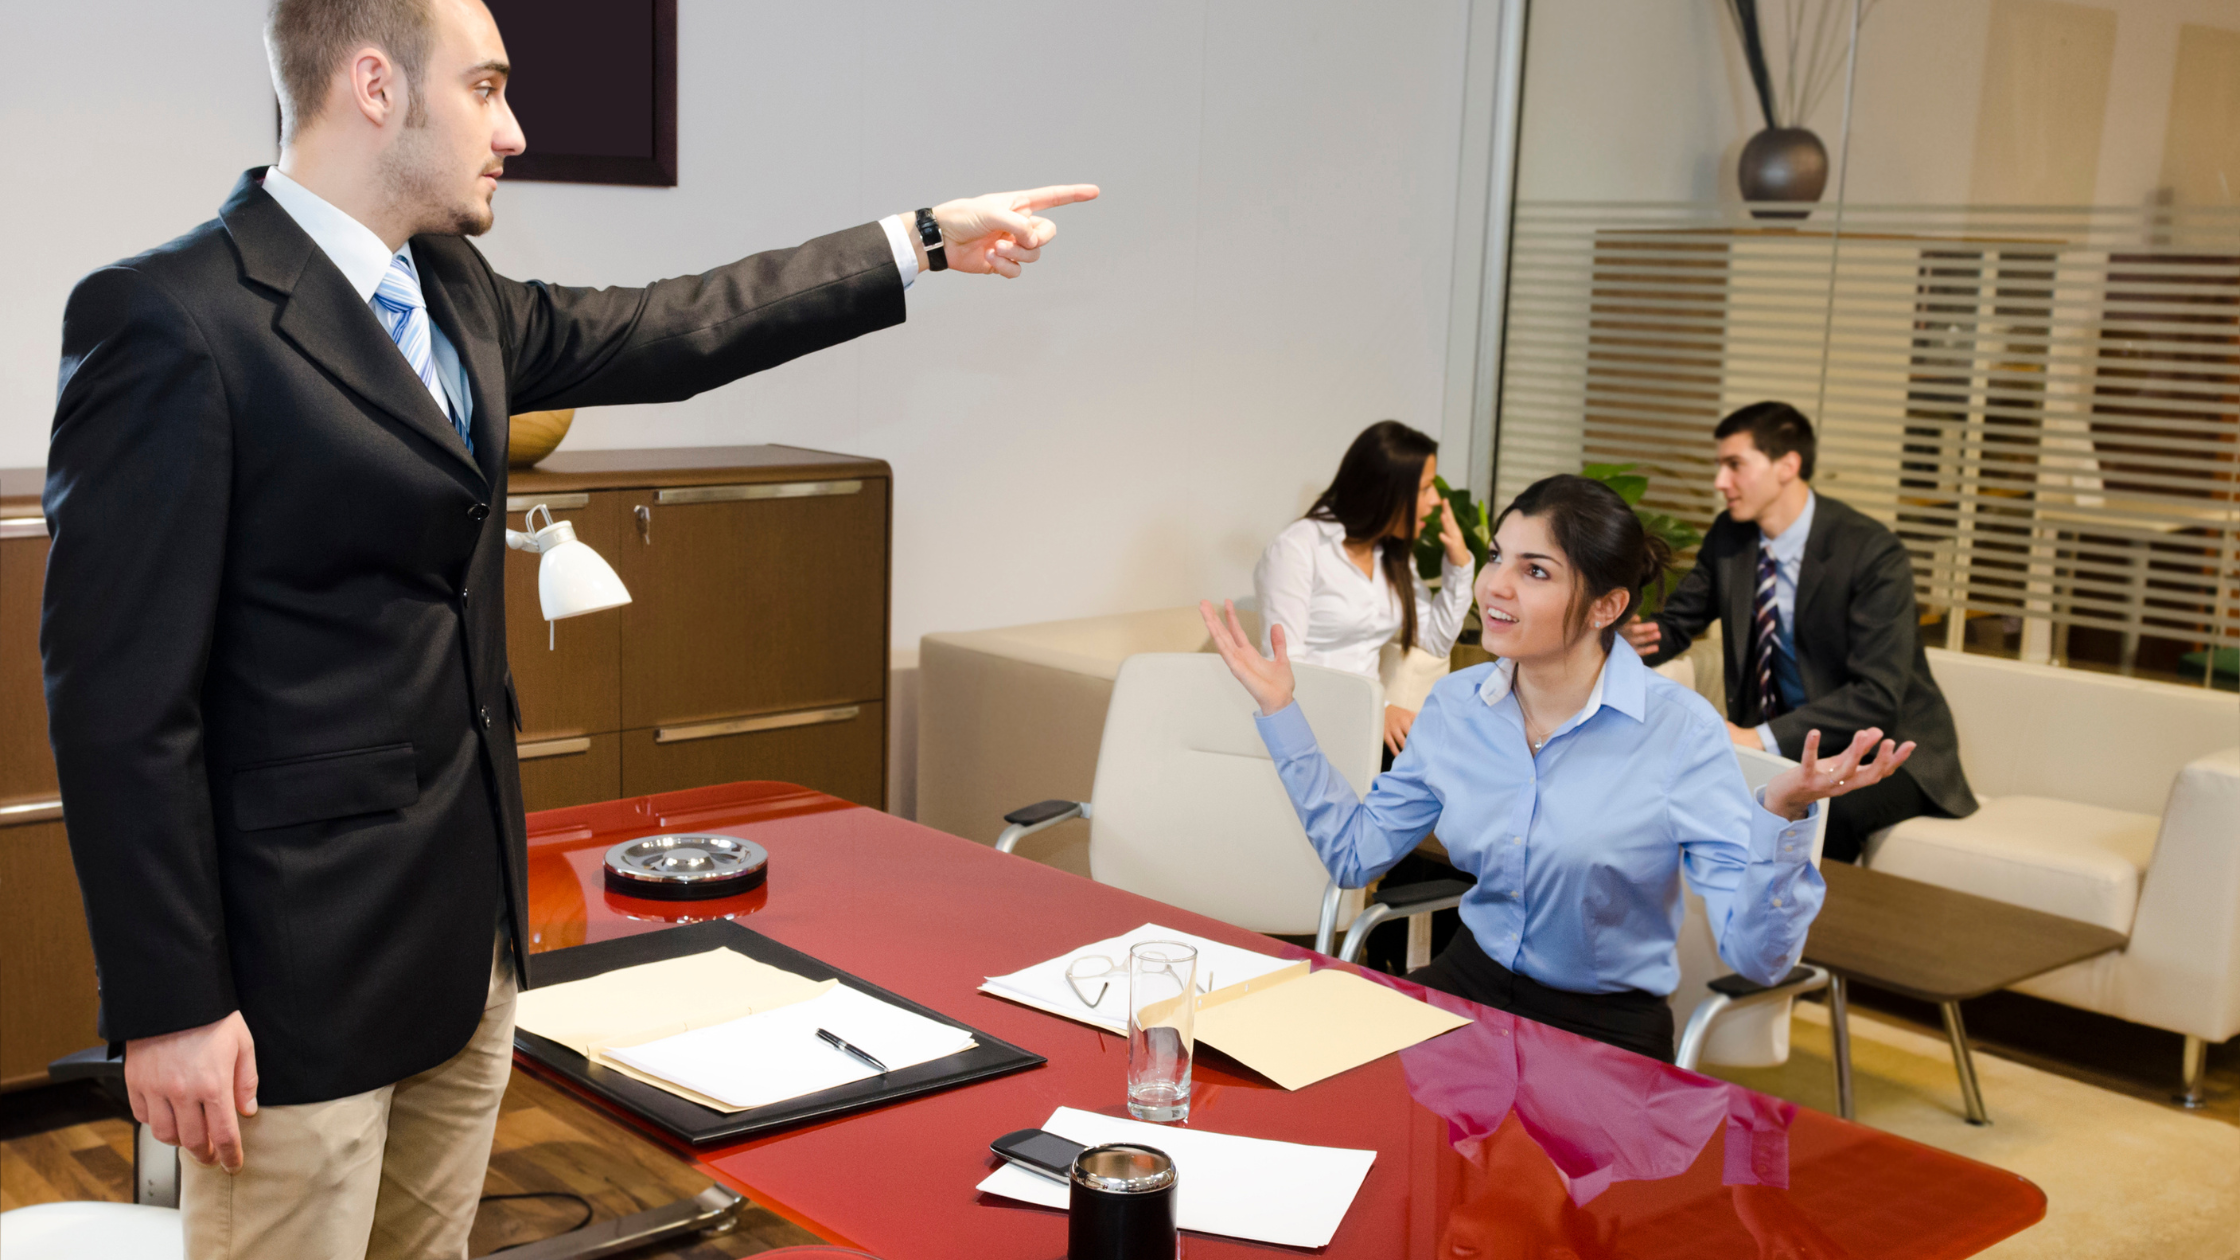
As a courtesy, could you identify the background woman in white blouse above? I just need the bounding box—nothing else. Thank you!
[1255,420,1474,758]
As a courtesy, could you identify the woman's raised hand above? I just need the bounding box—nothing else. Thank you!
[1437,500,1471,568]
[1763,727,1917,822]
[1198,599,1296,716]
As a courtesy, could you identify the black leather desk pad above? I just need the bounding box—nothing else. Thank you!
[513,918,1046,1145]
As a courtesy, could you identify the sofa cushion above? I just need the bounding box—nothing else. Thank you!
[1863,795,2160,935]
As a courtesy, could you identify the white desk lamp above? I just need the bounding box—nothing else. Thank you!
[506,503,631,648]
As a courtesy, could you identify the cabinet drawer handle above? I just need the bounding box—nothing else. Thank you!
[655,706,862,744]
[505,493,590,513]
[654,480,862,505]
[1,515,48,540]
[0,798,65,824]
[517,736,594,761]
[635,505,652,544]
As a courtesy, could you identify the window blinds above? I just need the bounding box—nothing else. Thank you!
[1495,201,2240,667]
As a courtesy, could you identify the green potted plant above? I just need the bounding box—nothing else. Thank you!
[1579,462,1702,615]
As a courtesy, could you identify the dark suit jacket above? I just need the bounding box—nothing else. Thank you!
[1643,494,1977,820]
[41,168,904,1104]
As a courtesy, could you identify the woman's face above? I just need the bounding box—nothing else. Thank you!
[1406,454,1442,541]
[1474,512,1583,661]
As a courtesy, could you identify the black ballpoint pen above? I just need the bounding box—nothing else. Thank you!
[816,1027,889,1074]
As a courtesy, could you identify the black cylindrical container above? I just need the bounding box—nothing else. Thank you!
[1066,1143,1177,1260]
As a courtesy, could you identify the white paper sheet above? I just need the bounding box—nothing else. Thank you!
[978,924,1297,1035]
[603,984,976,1110]
[975,1106,1377,1249]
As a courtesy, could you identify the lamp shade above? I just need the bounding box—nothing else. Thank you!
[505,506,631,623]
[531,520,631,620]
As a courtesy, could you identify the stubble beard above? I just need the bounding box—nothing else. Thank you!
[381,125,496,239]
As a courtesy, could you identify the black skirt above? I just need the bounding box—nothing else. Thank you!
[1406,930,1676,1063]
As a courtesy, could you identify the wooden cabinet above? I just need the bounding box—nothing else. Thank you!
[507,446,891,811]
[0,446,891,1090]
[2,470,98,1090]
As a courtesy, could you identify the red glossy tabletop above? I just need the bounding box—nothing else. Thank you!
[519,782,2045,1259]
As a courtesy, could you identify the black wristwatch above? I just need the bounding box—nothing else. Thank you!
[913,207,948,272]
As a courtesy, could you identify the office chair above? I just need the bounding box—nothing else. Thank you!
[1671,744,1832,1072]
[996,653,1465,956]
[0,1049,184,1259]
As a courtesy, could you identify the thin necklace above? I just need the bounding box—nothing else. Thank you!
[1515,687,1554,754]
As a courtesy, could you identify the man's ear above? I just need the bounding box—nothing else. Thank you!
[1774,449,1804,484]
[348,46,402,128]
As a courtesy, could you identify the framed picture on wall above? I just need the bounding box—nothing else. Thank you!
[484,0,676,186]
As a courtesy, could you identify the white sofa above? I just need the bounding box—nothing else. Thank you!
[1863,648,2240,1102]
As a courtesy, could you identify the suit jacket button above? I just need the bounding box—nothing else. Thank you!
[469,503,490,522]
[479,706,492,730]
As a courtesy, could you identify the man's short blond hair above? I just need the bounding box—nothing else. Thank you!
[266,0,435,140]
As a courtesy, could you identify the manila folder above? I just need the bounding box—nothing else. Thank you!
[1193,963,1469,1091]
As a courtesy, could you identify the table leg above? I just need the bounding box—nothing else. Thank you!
[1828,975,1855,1122]
[1940,1002,1990,1126]
[1405,912,1434,972]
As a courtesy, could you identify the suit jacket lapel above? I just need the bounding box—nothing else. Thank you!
[1722,534,1755,690]
[415,248,509,484]
[1794,499,1839,658]
[220,170,486,487]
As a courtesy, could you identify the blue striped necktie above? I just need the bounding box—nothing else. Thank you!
[371,253,471,452]
[1752,547,1784,722]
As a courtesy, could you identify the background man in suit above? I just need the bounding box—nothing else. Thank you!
[1624,402,1976,863]
[39,0,1093,1255]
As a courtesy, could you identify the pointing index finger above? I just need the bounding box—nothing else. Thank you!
[1012,184,1101,213]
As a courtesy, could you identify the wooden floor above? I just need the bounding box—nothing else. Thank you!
[0,1070,821,1258]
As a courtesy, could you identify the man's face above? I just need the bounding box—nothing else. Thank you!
[1712,433,1798,525]
[380,0,525,237]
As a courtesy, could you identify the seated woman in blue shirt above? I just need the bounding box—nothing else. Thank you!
[1199,474,1915,1061]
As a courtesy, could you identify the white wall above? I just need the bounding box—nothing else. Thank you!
[2,0,1474,656]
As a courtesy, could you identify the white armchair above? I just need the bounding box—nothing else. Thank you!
[1863,648,2239,1105]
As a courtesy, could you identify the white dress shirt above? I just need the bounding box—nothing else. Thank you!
[262,168,475,429]
[1754,491,1815,755]
[1254,516,1474,689]
[261,169,923,433]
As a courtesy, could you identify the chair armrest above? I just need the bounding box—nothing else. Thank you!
[1708,966,1821,997]
[1372,878,1474,911]
[995,800,1090,854]
[49,1044,129,1109]
[1336,882,1471,964]
[1675,966,1829,1072]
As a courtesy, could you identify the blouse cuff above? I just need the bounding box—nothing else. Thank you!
[1750,787,1820,864]
[1253,702,1320,762]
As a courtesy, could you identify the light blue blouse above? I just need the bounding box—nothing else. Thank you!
[1254,640,1825,996]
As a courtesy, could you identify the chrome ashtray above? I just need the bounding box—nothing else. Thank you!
[602,833,768,901]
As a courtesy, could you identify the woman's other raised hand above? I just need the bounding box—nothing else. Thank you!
[1198,599,1296,716]
[1763,727,1917,822]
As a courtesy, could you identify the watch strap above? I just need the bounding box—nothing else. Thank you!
[914,207,948,272]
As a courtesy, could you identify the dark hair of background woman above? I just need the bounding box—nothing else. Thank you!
[1493,474,1674,652]
[1306,420,1439,652]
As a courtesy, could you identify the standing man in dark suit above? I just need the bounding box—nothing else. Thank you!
[39,0,1094,1255]
[1625,402,1976,863]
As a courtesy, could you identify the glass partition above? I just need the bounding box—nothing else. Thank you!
[1495,0,2238,687]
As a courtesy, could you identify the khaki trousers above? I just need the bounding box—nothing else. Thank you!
[182,935,517,1260]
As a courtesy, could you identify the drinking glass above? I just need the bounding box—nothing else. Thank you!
[1126,941,1197,1122]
